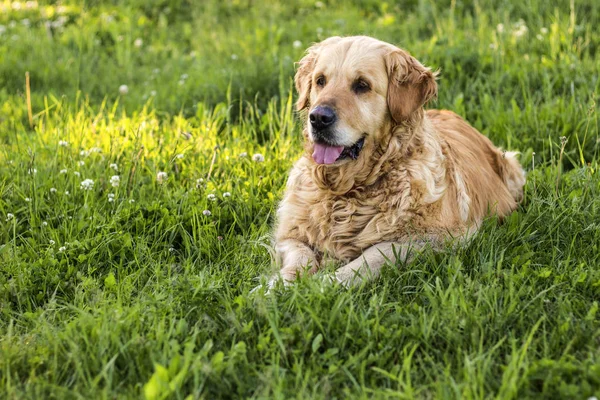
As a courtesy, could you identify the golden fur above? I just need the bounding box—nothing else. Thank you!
[268,36,525,287]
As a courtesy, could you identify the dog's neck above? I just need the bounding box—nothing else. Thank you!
[307,111,434,195]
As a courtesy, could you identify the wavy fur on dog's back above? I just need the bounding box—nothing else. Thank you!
[428,109,525,221]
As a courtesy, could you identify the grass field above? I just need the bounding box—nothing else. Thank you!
[1,0,600,398]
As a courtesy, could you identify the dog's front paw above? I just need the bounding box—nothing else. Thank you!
[333,267,367,288]
[250,275,291,295]
[319,271,345,288]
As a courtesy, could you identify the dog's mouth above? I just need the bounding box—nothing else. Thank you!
[312,137,365,165]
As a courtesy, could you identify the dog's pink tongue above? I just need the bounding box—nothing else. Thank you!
[312,143,344,165]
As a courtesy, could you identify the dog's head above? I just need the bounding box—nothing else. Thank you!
[295,36,437,166]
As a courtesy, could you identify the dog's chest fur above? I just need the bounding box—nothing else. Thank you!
[277,161,425,262]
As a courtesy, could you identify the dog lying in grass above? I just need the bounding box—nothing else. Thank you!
[267,36,525,289]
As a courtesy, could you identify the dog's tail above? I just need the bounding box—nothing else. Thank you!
[496,151,526,203]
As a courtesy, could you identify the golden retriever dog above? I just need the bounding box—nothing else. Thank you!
[265,36,525,289]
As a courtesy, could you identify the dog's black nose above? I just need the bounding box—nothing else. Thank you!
[309,106,336,130]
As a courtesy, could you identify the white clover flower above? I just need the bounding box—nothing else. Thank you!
[25,197,31,202]
[180,73,188,80]
[196,178,204,185]
[231,54,238,60]
[6,213,14,221]
[28,168,37,175]
[223,192,231,198]
[156,171,168,183]
[119,85,129,95]
[496,23,504,33]
[50,188,57,193]
[58,140,69,147]
[21,18,30,27]
[25,1,38,9]
[207,193,217,201]
[178,80,185,86]
[153,68,160,74]
[293,40,302,49]
[134,38,143,47]
[175,153,184,159]
[80,150,87,156]
[512,19,528,38]
[315,1,324,8]
[489,43,498,50]
[252,153,265,162]
[108,197,114,202]
[49,239,55,244]
[109,163,118,171]
[202,209,212,216]
[110,175,120,187]
[80,178,94,190]
[150,90,157,96]
[513,25,528,38]
[239,152,248,158]
[42,221,48,226]
[168,247,175,252]
[540,27,548,34]
[108,193,115,198]
[78,160,85,167]
[65,190,70,195]
[59,246,66,252]
[536,34,543,40]
[51,16,67,29]
[60,168,68,174]
[74,171,81,177]
[129,199,135,204]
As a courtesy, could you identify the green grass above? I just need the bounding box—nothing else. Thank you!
[1,0,600,398]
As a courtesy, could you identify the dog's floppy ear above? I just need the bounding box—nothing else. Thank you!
[294,37,343,111]
[294,44,320,111]
[385,49,438,123]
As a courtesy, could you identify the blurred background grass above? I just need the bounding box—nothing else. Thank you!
[1,0,599,164]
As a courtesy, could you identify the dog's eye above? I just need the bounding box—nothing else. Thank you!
[353,79,371,94]
[315,75,326,87]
